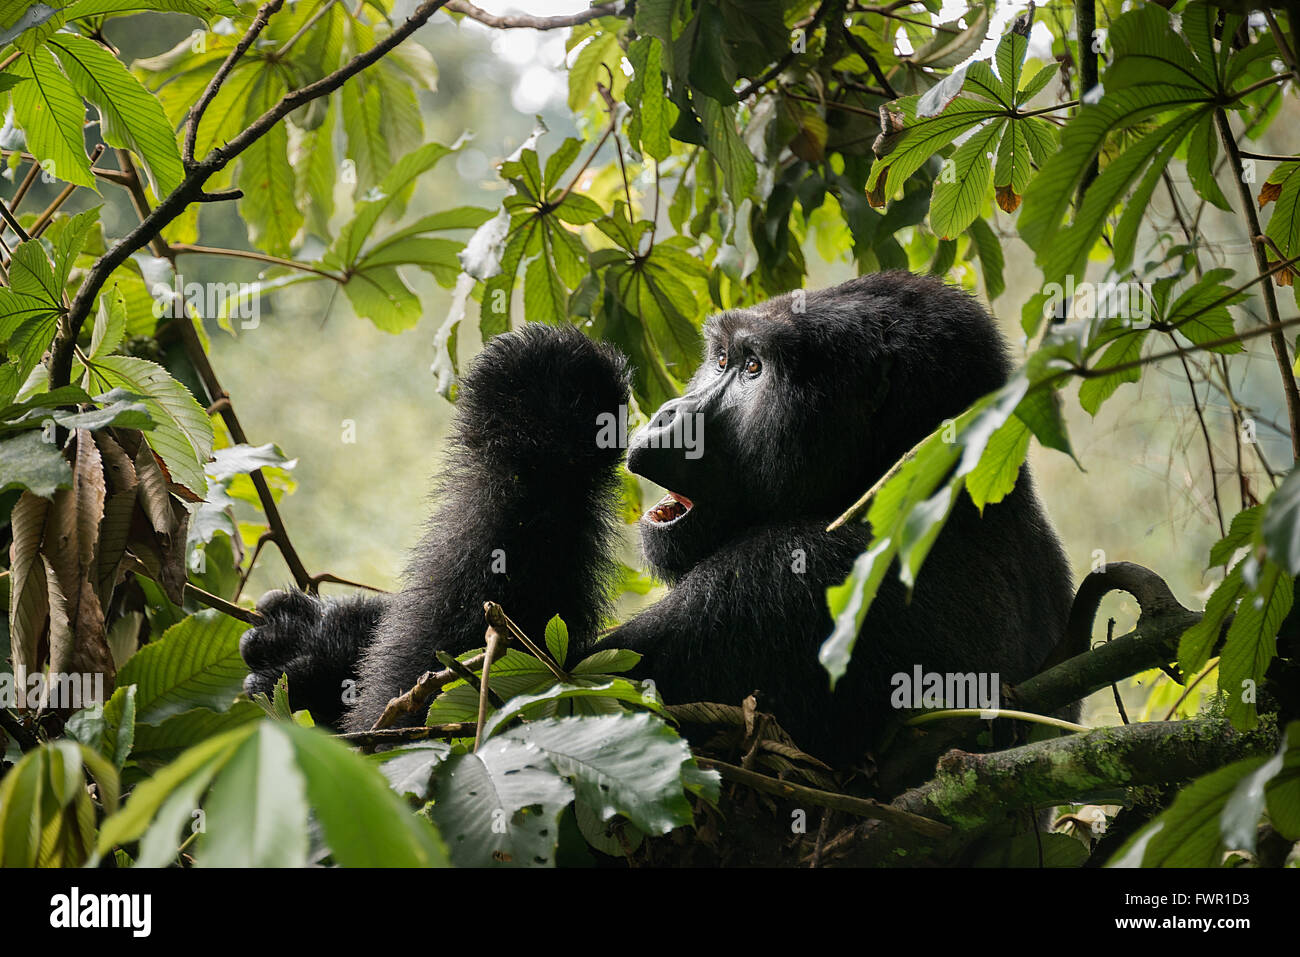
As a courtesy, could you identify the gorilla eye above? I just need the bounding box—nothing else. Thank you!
[715,351,728,370]
[744,356,762,377]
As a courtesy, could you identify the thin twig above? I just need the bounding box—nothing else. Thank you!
[338,723,476,751]
[1162,658,1218,721]
[443,0,623,30]
[1175,347,1225,536]
[169,243,344,280]
[473,623,504,751]
[184,0,287,166]
[183,582,262,625]
[697,758,952,839]
[1214,107,1300,460]
[904,708,1091,734]
[484,601,565,680]
[1106,618,1129,725]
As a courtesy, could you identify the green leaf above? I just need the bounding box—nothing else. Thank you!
[930,119,1001,239]
[544,615,569,668]
[429,736,574,867]
[90,287,128,358]
[1079,330,1146,416]
[333,141,457,267]
[87,354,214,496]
[501,713,705,836]
[1263,470,1300,574]
[1220,726,1289,852]
[627,36,677,162]
[343,264,423,332]
[822,538,895,688]
[1109,755,1266,868]
[1219,561,1291,730]
[1264,161,1300,268]
[8,239,61,306]
[572,648,642,675]
[0,741,119,867]
[1179,560,1245,677]
[1166,268,1245,354]
[102,683,137,770]
[1213,506,1264,568]
[196,720,310,867]
[237,69,301,258]
[113,610,249,724]
[48,34,184,198]
[1043,110,1202,287]
[0,431,72,498]
[869,97,1003,195]
[696,95,756,207]
[568,28,622,112]
[966,413,1030,511]
[1185,112,1231,212]
[95,724,254,864]
[63,0,240,20]
[481,680,664,739]
[52,206,102,293]
[130,701,264,769]
[9,47,96,189]
[967,216,1005,300]
[372,742,453,799]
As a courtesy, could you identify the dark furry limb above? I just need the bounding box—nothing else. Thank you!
[241,324,630,731]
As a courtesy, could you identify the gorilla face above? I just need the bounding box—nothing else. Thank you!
[627,273,1013,582]
[629,300,822,580]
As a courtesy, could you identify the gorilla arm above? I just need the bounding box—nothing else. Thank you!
[594,521,869,762]
[240,324,630,731]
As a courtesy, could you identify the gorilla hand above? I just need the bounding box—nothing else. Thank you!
[240,589,388,728]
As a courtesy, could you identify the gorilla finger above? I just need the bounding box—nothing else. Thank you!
[240,624,301,671]
[243,669,282,699]
[255,588,322,620]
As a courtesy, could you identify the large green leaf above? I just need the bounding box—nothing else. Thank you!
[503,713,710,836]
[87,354,214,496]
[113,610,249,724]
[429,736,575,867]
[0,740,119,867]
[9,47,95,189]
[48,33,184,198]
[238,69,301,258]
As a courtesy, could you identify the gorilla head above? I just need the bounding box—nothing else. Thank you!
[628,271,1014,580]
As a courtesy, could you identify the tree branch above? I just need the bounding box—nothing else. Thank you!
[696,758,952,838]
[840,717,1278,866]
[898,717,1277,830]
[443,0,625,30]
[1014,562,1203,714]
[184,0,287,167]
[51,0,452,389]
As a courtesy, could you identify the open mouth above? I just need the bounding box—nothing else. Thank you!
[645,491,694,524]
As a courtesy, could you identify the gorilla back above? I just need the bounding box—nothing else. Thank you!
[240,272,1075,767]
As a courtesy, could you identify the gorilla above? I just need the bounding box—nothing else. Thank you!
[241,272,1075,765]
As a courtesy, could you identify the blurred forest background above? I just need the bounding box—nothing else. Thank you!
[24,0,1295,727]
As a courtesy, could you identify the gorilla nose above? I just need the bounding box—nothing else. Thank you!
[627,397,705,495]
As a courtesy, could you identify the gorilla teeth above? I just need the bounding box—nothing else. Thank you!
[647,493,692,524]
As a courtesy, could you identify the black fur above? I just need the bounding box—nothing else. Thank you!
[241,273,1075,764]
